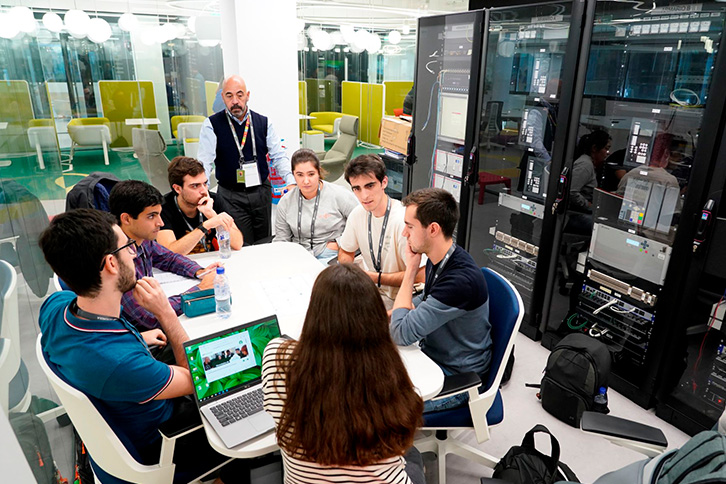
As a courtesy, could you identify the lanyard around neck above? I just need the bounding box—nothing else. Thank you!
[227,111,257,167]
[367,197,391,273]
[174,196,207,252]
[422,243,456,302]
[297,184,321,251]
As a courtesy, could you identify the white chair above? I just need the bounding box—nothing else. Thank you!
[67,118,112,170]
[26,121,58,171]
[0,338,12,413]
[0,260,29,414]
[176,122,203,159]
[414,267,524,484]
[36,335,229,483]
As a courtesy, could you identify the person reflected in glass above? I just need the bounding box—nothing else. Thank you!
[273,149,358,265]
[261,264,425,483]
[566,129,611,235]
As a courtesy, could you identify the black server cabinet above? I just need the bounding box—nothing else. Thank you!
[404,9,487,246]
[656,116,726,434]
[406,1,589,339]
[541,0,726,409]
[464,0,588,339]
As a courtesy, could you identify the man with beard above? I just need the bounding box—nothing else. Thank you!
[158,156,243,255]
[109,180,219,331]
[198,75,295,245]
[38,209,238,483]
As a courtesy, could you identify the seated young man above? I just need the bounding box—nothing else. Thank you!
[38,209,237,482]
[338,154,425,309]
[390,188,492,412]
[109,180,219,331]
[158,156,243,255]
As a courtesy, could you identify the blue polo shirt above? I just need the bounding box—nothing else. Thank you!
[39,291,174,450]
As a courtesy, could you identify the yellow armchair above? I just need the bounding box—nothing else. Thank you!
[309,112,343,136]
[171,115,206,139]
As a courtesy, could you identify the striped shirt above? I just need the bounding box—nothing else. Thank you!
[261,338,414,484]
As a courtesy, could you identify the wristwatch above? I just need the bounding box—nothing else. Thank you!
[196,223,210,236]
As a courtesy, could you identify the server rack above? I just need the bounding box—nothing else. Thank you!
[656,115,726,434]
[540,0,726,409]
[406,1,589,339]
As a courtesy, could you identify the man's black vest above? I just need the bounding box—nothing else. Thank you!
[208,109,270,190]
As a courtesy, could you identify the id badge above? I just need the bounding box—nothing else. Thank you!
[236,168,245,183]
[242,160,261,187]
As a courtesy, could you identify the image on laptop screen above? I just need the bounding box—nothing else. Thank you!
[184,316,281,403]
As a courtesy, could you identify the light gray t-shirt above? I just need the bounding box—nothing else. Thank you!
[274,181,358,257]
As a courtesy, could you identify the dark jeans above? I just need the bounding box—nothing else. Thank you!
[217,181,272,245]
[405,446,426,484]
[138,397,251,484]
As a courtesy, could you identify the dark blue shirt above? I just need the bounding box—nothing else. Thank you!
[39,291,174,449]
[391,245,492,376]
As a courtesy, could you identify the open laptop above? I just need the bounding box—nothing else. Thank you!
[183,315,281,448]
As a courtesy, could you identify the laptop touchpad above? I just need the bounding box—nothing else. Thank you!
[249,412,274,431]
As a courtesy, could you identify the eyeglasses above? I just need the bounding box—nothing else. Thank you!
[100,239,137,270]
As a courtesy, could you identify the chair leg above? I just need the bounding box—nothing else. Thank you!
[102,139,110,165]
[36,143,45,170]
[65,145,75,172]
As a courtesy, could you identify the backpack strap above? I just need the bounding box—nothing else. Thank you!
[521,424,561,477]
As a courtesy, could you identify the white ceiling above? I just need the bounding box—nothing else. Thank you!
[8,0,468,27]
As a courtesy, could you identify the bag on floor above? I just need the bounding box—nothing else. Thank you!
[9,411,58,484]
[492,424,580,484]
[592,430,726,484]
[538,333,611,427]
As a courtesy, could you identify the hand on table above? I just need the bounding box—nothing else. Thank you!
[142,329,167,347]
[134,277,175,319]
[197,270,218,290]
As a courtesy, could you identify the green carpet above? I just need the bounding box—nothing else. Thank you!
[1,139,384,201]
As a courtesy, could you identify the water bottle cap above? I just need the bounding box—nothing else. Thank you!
[599,386,606,394]
[216,267,224,274]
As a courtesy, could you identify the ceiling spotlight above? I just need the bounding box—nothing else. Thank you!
[10,6,37,34]
[0,13,20,39]
[340,24,355,44]
[402,24,411,35]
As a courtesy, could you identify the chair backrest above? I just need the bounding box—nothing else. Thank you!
[35,335,174,484]
[481,267,524,392]
[132,128,171,191]
[326,115,358,161]
[310,111,343,126]
[68,118,111,144]
[170,115,206,137]
[177,122,203,142]
[0,260,19,363]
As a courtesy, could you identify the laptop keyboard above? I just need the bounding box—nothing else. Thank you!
[209,388,265,427]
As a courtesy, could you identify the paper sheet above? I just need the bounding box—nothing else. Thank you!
[252,274,313,316]
[153,269,198,295]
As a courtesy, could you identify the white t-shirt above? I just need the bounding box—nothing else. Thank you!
[339,198,422,301]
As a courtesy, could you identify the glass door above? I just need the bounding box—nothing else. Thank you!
[542,0,726,407]
[465,1,584,335]
[406,10,485,242]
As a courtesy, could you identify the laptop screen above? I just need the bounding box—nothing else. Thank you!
[184,315,281,404]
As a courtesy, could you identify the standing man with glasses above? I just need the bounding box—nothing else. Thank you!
[197,75,295,245]
[158,156,243,255]
[109,180,219,332]
[390,188,491,413]
[338,154,426,309]
[38,209,239,483]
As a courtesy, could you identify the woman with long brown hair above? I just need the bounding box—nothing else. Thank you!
[261,263,425,483]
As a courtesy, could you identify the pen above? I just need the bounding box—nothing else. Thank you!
[197,268,217,279]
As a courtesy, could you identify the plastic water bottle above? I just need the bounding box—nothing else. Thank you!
[593,386,609,413]
[216,226,231,259]
[214,267,231,319]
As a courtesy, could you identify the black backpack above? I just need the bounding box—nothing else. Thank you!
[539,333,611,427]
[9,411,58,484]
[492,424,580,484]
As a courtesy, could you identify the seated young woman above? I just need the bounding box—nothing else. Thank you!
[261,263,425,484]
[273,149,358,264]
